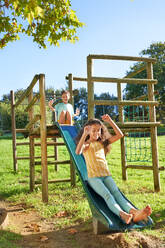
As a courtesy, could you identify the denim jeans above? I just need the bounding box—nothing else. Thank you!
[88,176,133,217]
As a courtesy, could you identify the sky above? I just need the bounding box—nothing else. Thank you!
[1,0,165,99]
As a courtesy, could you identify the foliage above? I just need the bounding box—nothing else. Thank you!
[0,0,84,49]
[124,42,165,122]
[0,101,29,130]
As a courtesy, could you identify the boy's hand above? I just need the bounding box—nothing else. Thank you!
[49,99,54,106]
[76,108,80,116]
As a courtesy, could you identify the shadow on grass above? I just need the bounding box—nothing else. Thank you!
[0,186,30,199]
[152,209,165,230]
[0,230,22,248]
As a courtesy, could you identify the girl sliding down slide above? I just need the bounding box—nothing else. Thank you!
[75,114,152,224]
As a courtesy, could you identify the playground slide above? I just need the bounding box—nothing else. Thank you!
[56,123,153,231]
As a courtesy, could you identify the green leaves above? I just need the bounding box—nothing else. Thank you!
[0,0,84,49]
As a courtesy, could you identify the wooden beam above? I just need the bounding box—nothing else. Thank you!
[39,74,48,203]
[91,77,157,84]
[15,74,39,108]
[88,54,157,63]
[25,114,41,130]
[25,93,40,112]
[93,100,158,106]
[11,90,17,172]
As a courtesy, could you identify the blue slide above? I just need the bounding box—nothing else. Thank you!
[56,123,153,231]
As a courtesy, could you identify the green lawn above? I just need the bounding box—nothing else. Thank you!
[0,134,165,246]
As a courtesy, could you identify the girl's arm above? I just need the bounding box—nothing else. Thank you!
[102,114,124,144]
[75,126,90,155]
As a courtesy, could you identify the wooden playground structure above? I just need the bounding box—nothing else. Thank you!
[11,54,163,203]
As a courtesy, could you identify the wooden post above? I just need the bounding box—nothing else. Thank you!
[87,56,94,119]
[28,90,35,192]
[70,160,76,187]
[11,90,17,172]
[92,217,109,235]
[68,73,76,185]
[68,73,74,106]
[54,138,58,171]
[147,62,160,192]
[39,74,48,203]
[117,83,127,180]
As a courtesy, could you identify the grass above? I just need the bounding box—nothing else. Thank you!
[0,134,165,246]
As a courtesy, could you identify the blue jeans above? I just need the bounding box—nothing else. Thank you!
[88,176,133,217]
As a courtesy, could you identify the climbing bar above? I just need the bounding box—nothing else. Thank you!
[65,76,87,81]
[126,165,165,171]
[94,100,158,106]
[25,93,40,112]
[91,77,157,84]
[87,54,157,63]
[15,74,39,108]
[117,122,160,127]
[35,160,71,165]
[35,179,71,184]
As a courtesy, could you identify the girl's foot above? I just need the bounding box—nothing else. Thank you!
[120,211,133,224]
[130,205,152,223]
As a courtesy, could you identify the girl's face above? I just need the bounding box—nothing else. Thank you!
[89,124,102,141]
[62,93,70,104]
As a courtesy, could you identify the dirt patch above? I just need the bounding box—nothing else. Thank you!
[1,201,165,248]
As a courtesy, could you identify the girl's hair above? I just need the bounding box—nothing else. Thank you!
[75,118,112,154]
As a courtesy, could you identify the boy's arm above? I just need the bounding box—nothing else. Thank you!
[48,99,55,112]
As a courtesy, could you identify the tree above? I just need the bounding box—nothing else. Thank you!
[124,42,165,122]
[0,0,84,49]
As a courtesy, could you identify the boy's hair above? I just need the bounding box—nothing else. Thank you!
[61,90,70,98]
[75,118,112,155]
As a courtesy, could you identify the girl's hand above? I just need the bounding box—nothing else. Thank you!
[101,114,112,123]
[83,125,91,136]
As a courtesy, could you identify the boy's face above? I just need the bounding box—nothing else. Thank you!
[61,93,70,104]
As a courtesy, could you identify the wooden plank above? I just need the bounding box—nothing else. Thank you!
[117,83,127,180]
[25,114,41,130]
[35,160,71,165]
[88,54,157,63]
[126,165,154,170]
[15,74,39,108]
[35,178,71,184]
[66,76,87,82]
[91,77,157,84]
[87,56,94,119]
[10,90,17,172]
[16,129,29,133]
[93,100,158,106]
[117,122,160,128]
[25,93,40,112]
[39,74,48,203]
[28,89,35,192]
[147,62,160,192]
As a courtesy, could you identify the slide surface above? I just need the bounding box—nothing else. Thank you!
[56,123,153,231]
